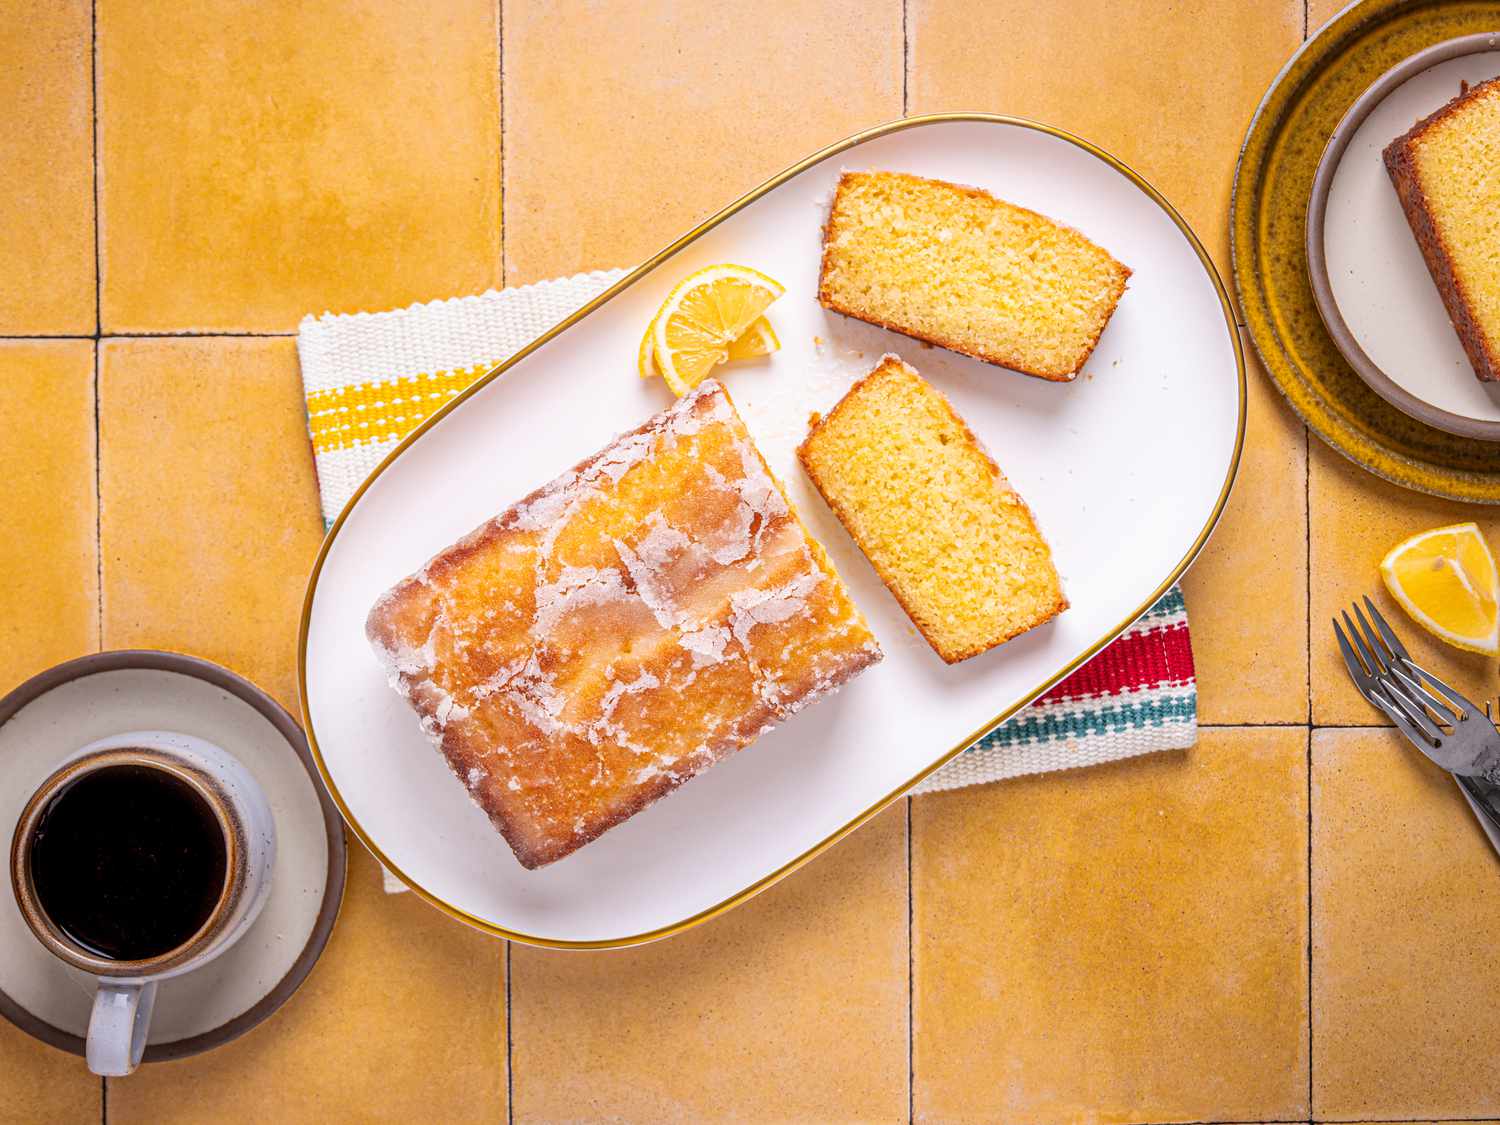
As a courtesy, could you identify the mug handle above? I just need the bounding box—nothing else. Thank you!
[86,980,157,1076]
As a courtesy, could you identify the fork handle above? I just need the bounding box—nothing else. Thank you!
[1456,775,1500,850]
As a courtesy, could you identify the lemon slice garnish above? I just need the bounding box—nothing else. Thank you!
[637,319,659,379]
[1380,522,1500,655]
[638,314,780,379]
[648,265,784,395]
[726,316,780,361]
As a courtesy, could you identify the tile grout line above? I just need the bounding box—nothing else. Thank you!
[901,0,909,116]
[93,343,103,649]
[505,940,514,1125]
[498,0,508,291]
[906,795,914,1125]
[1305,724,1314,1117]
[1304,444,1312,724]
[0,333,97,341]
[1209,722,1394,730]
[496,0,506,289]
[1203,720,1314,729]
[91,0,101,339]
[498,6,513,1124]
[90,0,104,681]
[0,331,297,340]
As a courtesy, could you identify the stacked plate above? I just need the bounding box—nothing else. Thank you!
[1234,0,1500,500]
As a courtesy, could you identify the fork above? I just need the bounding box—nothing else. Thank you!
[1334,596,1500,782]
[1334,596,1500,843]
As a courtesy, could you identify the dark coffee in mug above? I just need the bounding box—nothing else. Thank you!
[29,763,228,961]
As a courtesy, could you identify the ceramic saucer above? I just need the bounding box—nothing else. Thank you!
[1307,32,1500,440]
[0,652,345,1062]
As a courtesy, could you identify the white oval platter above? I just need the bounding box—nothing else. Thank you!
[299,115,1244,948]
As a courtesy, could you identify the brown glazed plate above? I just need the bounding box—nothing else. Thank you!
[1307,31,1500,441]
[1233,0,1500,501]
[0,652,346,1063]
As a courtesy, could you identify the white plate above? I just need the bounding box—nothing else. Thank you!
[1314,35,1500,436]
[299,115,1244,948]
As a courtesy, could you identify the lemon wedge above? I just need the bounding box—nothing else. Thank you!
[638,314,780,379]
[650,265,785,395]
[637,319,658,379]
[726,316,780,361]
[1380,522,1500,655]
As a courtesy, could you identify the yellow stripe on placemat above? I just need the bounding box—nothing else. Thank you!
[306,363,495,453]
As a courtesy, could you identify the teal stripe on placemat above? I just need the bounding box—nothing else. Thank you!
[979,693,1196,749]
[1139,585,1186,623]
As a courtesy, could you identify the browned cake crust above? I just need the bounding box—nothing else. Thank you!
[1383,76,1500,383]
[817,171,1130,381]
[366,381,880,869]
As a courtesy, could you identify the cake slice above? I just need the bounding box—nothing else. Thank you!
[798,355,1066,663]
[367,380,880,869]
[818,170,1130,381]
[1384,76,1500,382]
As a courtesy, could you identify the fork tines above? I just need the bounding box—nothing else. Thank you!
[1334,596,1485,746]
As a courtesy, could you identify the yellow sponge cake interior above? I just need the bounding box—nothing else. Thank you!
[799,355,1067,663]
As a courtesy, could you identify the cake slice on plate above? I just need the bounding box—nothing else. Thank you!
[818,170,1130,381]
[799,355,1066,664]
[1384,75,1500,382]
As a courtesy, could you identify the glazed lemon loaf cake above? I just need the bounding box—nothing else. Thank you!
[798,355,1066,663]
[367,380,880,869]
[818,171,1131,381]
[1384,76,1500,382]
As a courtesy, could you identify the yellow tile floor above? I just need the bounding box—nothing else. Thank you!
[3,1,1497,1121]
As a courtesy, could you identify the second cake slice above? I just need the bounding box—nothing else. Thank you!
[818,171,1130,381]
[799,356,1066,663]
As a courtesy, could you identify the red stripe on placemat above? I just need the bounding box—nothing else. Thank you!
[1037,620,1195,704]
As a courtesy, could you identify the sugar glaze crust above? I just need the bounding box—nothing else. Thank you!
[366,380,881,869]
[1383,77,1500,383]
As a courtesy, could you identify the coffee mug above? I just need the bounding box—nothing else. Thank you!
[9,731,276,1076]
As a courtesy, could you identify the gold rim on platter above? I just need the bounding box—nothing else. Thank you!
[297,112,1247,950]
[1232,0,1500,502]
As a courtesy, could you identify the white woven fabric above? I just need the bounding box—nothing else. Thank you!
[298,270,627,527]
[910,594,1195,793]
